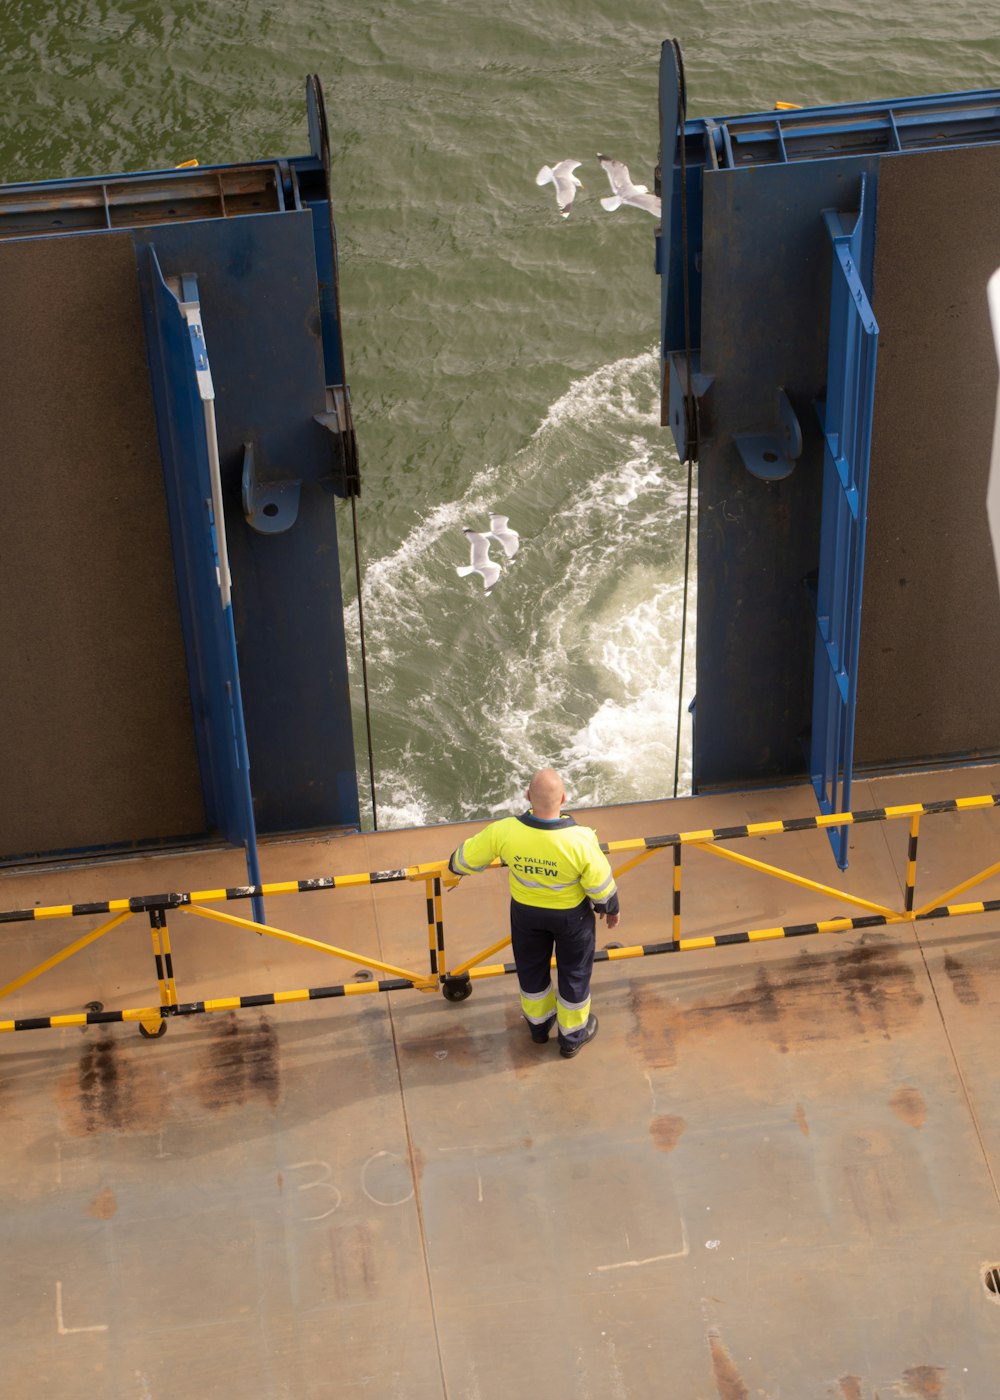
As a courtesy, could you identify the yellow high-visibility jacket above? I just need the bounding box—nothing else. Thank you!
[449,812,619,912]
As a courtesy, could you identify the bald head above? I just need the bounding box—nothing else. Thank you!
[527,768,566,819]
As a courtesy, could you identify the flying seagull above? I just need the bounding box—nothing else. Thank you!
[596,153,661,218]
[457,528,501,593]
[487,514,519,559]
[535,159,582,218]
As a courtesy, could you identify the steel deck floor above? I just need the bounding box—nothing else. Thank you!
[3,766,1000,1399]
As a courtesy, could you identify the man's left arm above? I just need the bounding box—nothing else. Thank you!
[448,823,499,878]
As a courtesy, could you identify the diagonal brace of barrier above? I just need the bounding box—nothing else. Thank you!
[0,910,134,1003]
[182,903,434,986]
[692,840,904,919]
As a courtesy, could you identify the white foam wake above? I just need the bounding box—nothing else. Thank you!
[345,347,697,829]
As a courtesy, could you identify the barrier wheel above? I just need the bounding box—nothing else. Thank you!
[139,1019,168,1038]
[441,975,472,1002]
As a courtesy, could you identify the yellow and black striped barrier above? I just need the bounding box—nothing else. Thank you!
[1,792,998,1035]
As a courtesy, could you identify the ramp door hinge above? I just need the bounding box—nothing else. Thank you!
[314,383,361,498]
[667,351,713,462]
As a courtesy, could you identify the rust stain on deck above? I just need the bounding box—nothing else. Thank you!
[838,1378,863,1400]
[403,1022,479,1066]
[195,1012,281,1110]
[843,1130,903,1232]
[794,1103,810,1135]
[708,1328,749,1400]
[627,939,923,1068]
[650,1113,686,1153]
[889,1085,927,1128]
[627,982,678,1068]
[58,1032,164,1135]
[329,1222,378,1300]
[901,1364,945,1397]
[942,954,979,1005]
[87,1186,117,1218]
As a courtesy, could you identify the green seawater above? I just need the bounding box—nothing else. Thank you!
[3,0,998,827]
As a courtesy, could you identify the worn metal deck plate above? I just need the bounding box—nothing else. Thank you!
[2,770,1000,1396]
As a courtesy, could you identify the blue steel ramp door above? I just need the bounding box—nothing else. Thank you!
[134,211,361,836]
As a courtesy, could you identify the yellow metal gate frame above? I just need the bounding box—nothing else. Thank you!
[0,792,997,1035]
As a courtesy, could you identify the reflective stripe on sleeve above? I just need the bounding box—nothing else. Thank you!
[585,873,616,901]
[451,841,492,876]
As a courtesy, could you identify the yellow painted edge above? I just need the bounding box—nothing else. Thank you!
[680,830,717,845]
[273,989,309,1004]
[408,860,456,879]
[884,803,924,818]
[956,795,995,810]
[606,945,645,960]
[678,935,716,951]
[49,1014,88,1027]
[746,821,785,835]
[747,927,785,942]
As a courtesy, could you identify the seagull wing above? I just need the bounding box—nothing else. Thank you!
[598,153,660,216]
[463,528,494,569]
[552,158,582,182]
[597,153,632,197]
[624,189,661,217]
[538,159,582,217]
[488,514,520,559]
[458,529,502,592]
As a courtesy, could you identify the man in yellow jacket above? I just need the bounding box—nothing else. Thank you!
[448,768,619,1058]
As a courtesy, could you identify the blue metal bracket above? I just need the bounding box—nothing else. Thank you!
[241,442,302,534]
[809,176,879,868]
[734,388,803,481]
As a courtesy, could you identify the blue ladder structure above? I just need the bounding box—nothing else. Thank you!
[809,180,879,869]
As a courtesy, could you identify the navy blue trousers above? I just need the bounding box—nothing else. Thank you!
[510,897,595,1048]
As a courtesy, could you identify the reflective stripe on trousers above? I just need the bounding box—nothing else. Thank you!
[556,990,591,1034]
[510,897,595,1048]
[520,981,556,1025]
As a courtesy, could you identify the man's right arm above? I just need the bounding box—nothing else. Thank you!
[581,833,620,926]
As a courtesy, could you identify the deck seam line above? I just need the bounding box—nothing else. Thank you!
[375,895,451,1399]
[871,786,1000,1210]
[912,919,1000,1212]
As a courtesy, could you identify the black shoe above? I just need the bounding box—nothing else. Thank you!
[529,1014,556,1044]
[559,1015,599,1058]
